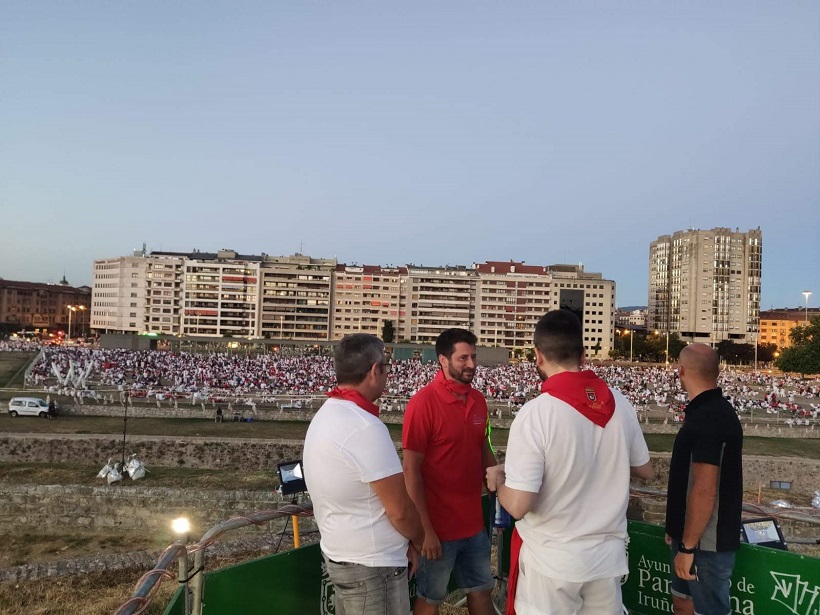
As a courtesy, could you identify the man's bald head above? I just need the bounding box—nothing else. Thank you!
[679,344,720,385]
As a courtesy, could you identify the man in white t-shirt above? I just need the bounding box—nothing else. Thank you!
[304,334,424,615]
[487,310,654,615]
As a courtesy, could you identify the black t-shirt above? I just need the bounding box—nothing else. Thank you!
[665,387,743,552]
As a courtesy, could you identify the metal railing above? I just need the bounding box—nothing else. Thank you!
[113,502,313,615]
[631,485,820,526]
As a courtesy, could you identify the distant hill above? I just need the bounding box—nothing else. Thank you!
[617,305,647,312]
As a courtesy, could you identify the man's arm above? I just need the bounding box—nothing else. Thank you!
[402,449,442,559]
[486,465,538,520]
[631,461,654,481]
[673,462,719,580]
[371,472,424,551]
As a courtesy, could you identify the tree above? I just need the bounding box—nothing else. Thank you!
[381,320,395,343]
[776,316,820,375]
[757,343,777,363]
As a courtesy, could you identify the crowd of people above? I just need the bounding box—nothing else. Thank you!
[5,345,816,421]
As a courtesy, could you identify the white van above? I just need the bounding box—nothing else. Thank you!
[8,397,51,417]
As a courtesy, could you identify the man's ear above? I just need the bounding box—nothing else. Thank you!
[580,348,586,367]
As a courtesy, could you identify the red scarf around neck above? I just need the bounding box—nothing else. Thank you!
[434,369,472,398]
[540,370,615,427]
[326,387,380,417]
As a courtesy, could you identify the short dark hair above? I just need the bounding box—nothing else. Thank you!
[334,334,384,385]
[435,328,477,359]
[533,310,584,366]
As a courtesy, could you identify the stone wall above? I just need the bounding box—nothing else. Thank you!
[0,482,314,537]
[0,435,305,470]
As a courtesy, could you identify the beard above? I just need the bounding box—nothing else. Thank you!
[536,364,548,382]
[448,364,475,384]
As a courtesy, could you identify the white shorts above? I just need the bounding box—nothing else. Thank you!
[515,549,623,615]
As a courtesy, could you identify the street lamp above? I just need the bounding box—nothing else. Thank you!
[803,290,812,323]
[622,328,634,362]
[65,305,87,341]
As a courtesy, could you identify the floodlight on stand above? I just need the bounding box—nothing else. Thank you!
[277,459,306,497]
[740,517,787,551]
[277,460,307,549]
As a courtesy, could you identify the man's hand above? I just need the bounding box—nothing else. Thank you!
[665,533,672,546]
[421,530,442,560]
[674,551,696,581]
[486,464,505,492]
[407,543,420,579]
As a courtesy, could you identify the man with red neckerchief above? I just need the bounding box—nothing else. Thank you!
[487,310,653,615]
[304,334,424,615]
[403,328,497,615]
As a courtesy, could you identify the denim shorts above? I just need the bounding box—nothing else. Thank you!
[415,530,494,605]
[324,555,410,615]
[670,540,736,615]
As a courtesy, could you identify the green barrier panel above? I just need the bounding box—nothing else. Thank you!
[622,521,820,615]
[162,587,184,615]
[164,515,818,614]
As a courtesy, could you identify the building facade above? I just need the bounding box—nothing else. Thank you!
[91,251,617,357]
[332,265,406,340]
[759,308,820,350]
[0,278,91,336]
[648,227,762,345]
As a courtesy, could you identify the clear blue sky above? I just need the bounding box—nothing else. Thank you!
[2,1,818,309]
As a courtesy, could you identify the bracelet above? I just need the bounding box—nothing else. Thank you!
[678,544,696,554]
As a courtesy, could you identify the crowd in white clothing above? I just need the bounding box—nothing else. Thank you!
[10,346,817,422]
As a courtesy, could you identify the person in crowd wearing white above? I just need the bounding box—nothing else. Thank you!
[303,334,423,615]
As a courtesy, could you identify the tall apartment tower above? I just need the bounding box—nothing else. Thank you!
[648,227,762,345]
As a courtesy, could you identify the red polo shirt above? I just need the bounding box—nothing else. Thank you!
[402,370,489,541]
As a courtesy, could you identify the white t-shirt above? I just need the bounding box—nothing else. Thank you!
[505,388,650,582]
[303,397,407,567]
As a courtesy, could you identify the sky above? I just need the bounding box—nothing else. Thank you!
[1,1,818,309]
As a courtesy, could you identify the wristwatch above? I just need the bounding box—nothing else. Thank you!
[678,544,696,554]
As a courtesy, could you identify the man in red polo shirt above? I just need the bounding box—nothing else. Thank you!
[403,328,497,615]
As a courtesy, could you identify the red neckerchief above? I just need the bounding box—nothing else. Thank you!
[326,388,380,417]
[540,370,615,427]
[434,369,472,398]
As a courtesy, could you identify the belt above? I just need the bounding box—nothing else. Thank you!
[328,558,356,566]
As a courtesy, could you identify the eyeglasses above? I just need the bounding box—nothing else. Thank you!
[379,361,392,373]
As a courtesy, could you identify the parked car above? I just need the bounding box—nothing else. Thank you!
[8,397,53,418]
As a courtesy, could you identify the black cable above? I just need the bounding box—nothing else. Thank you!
[178,565,205,584]
[273,515,291,554]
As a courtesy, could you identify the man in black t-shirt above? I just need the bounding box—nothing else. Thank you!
[665,344,743,615]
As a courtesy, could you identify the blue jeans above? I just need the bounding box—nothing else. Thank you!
[415,530,494,605]
[670,540,736,615]
[324,555,410,615]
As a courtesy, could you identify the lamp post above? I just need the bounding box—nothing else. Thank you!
[65,305,87,341]
[803,290,812,323]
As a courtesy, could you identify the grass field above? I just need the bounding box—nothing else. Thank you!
[1,413,818,458]
[0,351,35,389]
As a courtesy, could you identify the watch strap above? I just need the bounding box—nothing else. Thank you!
[678,544,696,554]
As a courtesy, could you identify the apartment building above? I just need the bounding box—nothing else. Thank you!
[258,254,335,341]
[759,308,820,350]
[91,250,617,356]
[648,227,762,345]
[615,309,647,329]
[91,253,154,334]
[0,278,91,335]
[402,266,476,345]
[332,265,406,340]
